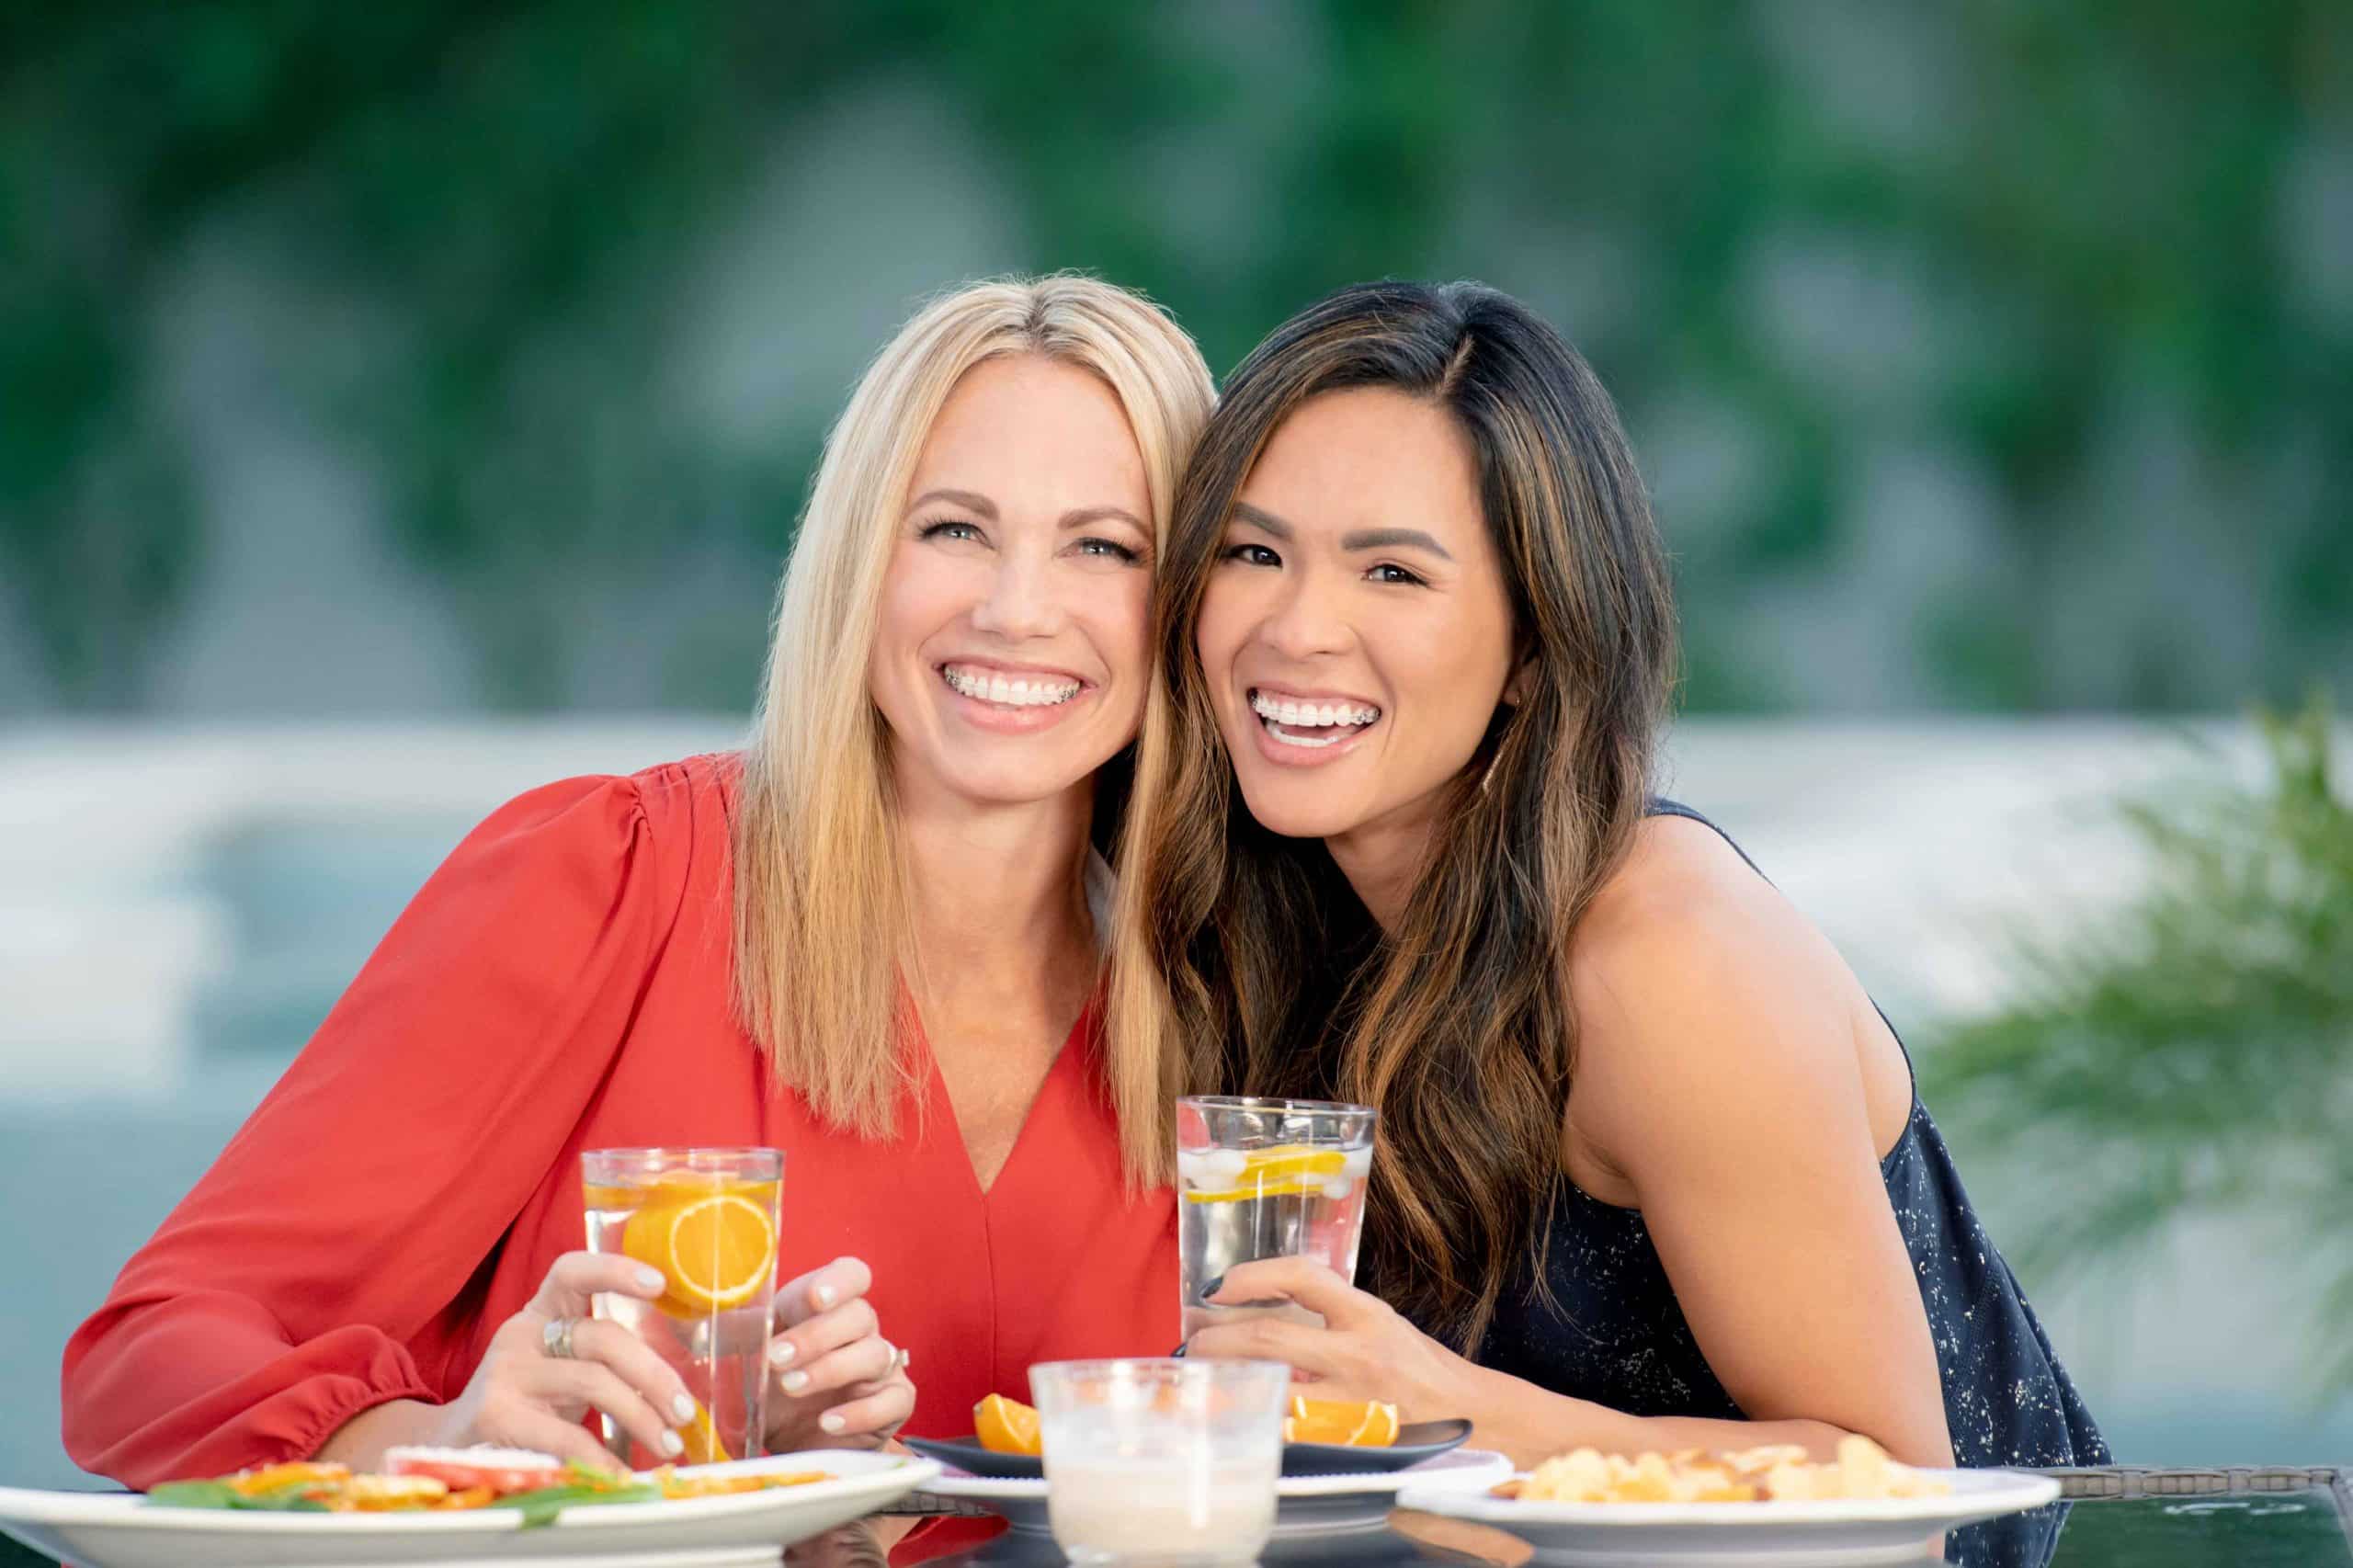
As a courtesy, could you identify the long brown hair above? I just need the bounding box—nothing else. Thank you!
[1110,281,1677,1347]
[735,275,1213,1186]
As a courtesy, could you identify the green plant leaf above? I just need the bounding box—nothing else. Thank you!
[1924,693,2353,1403]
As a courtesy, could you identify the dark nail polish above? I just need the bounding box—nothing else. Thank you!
[1170,1343,1188,1358]
[1196,1275,1224,1303]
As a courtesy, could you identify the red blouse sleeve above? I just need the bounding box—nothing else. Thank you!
[60,771,690,1487]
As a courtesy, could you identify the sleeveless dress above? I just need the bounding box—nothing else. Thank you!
[1449,803,2104,1565]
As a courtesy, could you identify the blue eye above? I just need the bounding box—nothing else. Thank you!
[1075,537,1142,564]
[1222,543,1281,568]
[918,518,984,543]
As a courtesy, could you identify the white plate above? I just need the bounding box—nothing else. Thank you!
[0,1450,940,1568]
[917,1447,1512,1539]
[1396,1465,2061,1566]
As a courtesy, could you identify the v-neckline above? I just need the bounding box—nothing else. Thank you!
[915,999,1095,1200]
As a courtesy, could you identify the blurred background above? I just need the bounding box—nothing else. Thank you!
[3,0,2348,1491]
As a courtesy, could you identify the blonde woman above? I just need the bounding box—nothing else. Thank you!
[63,276,1214,1488]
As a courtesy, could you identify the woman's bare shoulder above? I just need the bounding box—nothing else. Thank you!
[1567,813,1861,1144]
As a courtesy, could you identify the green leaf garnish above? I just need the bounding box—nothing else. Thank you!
[492,1482,662,1528]
[146,1482,241,1509]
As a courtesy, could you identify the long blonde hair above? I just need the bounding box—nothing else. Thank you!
[733,275,1213,1186]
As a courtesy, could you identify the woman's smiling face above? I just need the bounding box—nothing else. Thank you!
[870,353,1154,811]
[1196,386,1519,856]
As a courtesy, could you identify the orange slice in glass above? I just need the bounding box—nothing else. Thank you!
[676,1397,733,1465]
[621,1186,777,1316]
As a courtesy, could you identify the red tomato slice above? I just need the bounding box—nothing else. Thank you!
[382,1446,569,1496]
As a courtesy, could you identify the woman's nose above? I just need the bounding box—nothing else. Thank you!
[1257,571,1351,662]
[969,552,1065,640]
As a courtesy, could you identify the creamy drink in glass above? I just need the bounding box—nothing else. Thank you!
[1030,1358,1289,1568]
[1177,1095,1375,1338]
[581,1146,781,1467]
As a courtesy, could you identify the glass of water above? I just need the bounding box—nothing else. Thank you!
[1030,1358,1290,1568]
[581,1146,782,1466]
[1177,1095,1375,1339]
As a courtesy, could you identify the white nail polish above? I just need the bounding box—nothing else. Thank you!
[636,1266,666,1291]
[814,1284,838,1309]
[672,1392,696,1423]
[782,1369,809,1393]
[661,1429,685,1457]
[820,1412,846,1435]
[768,1339,796,1367]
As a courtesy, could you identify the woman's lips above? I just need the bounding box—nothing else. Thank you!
[936,663,1095,733]
[1243,686,1381,767]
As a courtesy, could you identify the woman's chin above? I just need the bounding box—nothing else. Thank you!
[916,754,1106,811]
[1234,778,1360,842]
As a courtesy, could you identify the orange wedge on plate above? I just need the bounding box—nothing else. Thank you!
[1283,1396,1400,1447]
[975,1393,1042,1456]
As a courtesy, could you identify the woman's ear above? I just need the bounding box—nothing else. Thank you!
[1502,653,1537,709]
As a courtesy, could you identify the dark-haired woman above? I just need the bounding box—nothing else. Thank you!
[1110,281,2106,1475]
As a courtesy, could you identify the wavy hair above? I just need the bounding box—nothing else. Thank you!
[735,275,1213,1184]
[1113,280,1677,1344]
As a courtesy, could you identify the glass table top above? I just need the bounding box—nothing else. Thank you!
[1,1467,2344,1568]
[897,1467,2353,1568]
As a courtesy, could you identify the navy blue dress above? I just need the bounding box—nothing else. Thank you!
[1455,802,2108,1481]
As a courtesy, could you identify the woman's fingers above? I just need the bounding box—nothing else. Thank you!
[473,1388,628,1471]
[775,1256,874,1329]
[532,1250,667,1319]
[817,1374,915,1443]
[1185,1312,1344,1379]
[564,1317,698,1436]
[778,1256,873,1326]
[768,1297,878,1381]
[779,1330,895,1400]
[1206,1257,1374,1324]
[522,1352,685,1461]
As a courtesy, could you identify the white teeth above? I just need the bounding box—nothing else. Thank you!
[1267,725,1345,749]
[941,665,1082,707]
[1248,691,1381,728]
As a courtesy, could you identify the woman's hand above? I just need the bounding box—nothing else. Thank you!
[404,1251,700,1469]
[763,1256,915,1452]
[1183,1257,1486,1425]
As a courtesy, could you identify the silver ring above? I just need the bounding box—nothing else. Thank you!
[542,1315,582,1359]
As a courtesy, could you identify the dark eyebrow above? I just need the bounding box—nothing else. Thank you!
[1230,502,1292,540]
[1061,506,1146,531]
[1340,526,1454,561]
[907,487,997,519]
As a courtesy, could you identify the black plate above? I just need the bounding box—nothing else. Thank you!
[1280,1418,1472,1476]
[904,1418,1472,1482]
[903,1435,1044,1480]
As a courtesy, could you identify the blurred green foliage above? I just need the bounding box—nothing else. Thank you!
[3,1,2348,709]
[1923,696,2353,1398]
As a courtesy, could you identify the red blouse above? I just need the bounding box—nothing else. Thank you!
[61,755,1179,1490]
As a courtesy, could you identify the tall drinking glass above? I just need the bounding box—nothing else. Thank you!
[1030,1358,1289,1568]
[1176,1095,1375,1339]
[581,1146,782,1467]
